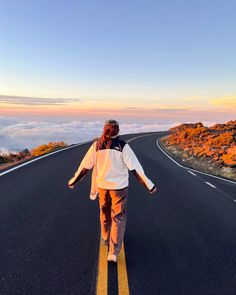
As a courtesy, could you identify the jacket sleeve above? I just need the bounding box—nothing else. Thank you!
[122,143,156,191]
[69,141,97,186]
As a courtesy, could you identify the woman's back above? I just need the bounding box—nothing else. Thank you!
[68,119,156,197]
[95,138,129,190]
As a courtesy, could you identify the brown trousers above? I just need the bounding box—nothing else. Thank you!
[98,187,128,256]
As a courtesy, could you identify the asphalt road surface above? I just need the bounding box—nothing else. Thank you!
[0,132,235,295]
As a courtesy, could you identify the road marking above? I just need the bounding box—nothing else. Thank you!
[96,240,108,295]
[205,181,216,188]
[156,138,236,186]
[117,243,130,295]
[96,241,130,295]
[188,170,197,176]
[0,140,92,177]
[156,139,183,168]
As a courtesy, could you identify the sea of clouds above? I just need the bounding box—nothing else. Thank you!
[0,115,185,154]
[0,115,219,155]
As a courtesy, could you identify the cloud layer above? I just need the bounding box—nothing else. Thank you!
[0,115,182,154]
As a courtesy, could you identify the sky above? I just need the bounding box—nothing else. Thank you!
[0,0,235,152]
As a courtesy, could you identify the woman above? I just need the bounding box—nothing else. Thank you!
[68,119,157,262]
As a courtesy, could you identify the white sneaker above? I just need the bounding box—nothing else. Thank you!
[107,254,117,262]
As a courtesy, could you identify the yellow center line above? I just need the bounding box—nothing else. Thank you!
[96,240,130,295]
[117,243,130,295]
[96,239,108,295]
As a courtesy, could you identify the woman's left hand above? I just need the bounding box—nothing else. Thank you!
[150,186,157,194]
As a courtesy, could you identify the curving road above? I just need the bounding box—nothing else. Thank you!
[0,132,235,295]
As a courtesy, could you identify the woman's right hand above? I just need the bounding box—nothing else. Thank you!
[68,180,74,189]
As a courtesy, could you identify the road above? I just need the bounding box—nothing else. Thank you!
[0,132,235,295]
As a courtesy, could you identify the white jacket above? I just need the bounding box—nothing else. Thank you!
[69,137,156,199]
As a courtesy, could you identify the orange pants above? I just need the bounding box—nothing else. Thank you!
[98,187,128,256]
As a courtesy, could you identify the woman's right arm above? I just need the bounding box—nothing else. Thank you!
[68,141,97,188]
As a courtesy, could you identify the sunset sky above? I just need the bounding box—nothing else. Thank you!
[0,0,235,151]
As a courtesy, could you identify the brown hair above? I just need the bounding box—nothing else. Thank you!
[97,121,119,149]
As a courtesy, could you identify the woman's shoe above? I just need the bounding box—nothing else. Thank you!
[107,254,117,262]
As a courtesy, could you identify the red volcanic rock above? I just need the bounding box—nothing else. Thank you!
[204,148,215,157]
[164,120,236,168]
[226,146,236,155]
[206,131,234,146]
[222,146,236,167]
[193,146,204,157]
[212,155,219,161]
[170,122,204,133]
[210,120,236,132]
[218,149,225,155]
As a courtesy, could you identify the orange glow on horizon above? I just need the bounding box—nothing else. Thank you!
[1,101,235,121]
[0,95,235,122]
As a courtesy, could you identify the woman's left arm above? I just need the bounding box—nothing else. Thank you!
[122,143,157,193]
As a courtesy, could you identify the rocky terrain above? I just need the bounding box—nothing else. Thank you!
[160,120,236,181]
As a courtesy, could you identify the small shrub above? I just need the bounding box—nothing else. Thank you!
[31,142,67,157]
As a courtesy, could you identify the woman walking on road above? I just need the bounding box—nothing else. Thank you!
[68,119,157,262]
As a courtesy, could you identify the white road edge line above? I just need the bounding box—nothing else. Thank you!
[205,182,216,188]
[156,138,236,186]
[188,170,197,176]
[0,140,92,177]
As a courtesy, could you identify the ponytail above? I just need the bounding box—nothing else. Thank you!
[97,124,119,149]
